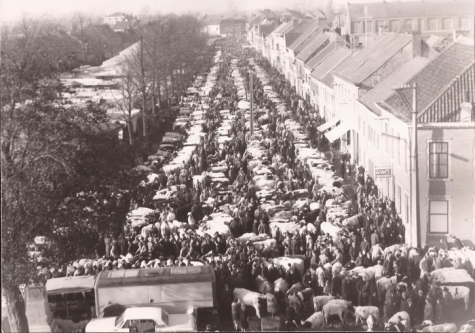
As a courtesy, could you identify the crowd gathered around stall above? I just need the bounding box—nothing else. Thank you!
[38,39,475,332]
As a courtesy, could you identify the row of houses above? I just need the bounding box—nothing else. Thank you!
[247,1,475,247]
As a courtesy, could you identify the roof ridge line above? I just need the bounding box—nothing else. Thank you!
[418,60,475,119]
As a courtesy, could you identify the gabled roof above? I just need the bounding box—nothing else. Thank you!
[359,56,431,117]
[288,21,321,52]
[272,20,295,35]
[106,12,126,17]
[332,33,412,85]
[348,1,474,20]
[92,24,119,40]
[248,15,263,26]
[284,9,306,20]
[311,46,351,81]
[113,21,134,30]
[306,41,337,70]
[379,38,475,122]
[296,33,331,63]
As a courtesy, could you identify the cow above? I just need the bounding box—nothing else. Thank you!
[301,311,325,329]
[287,293,303,322]
[255,275,274,295]
[460,324,475,333]
[313,295,335,312]
[354,306,380,326]
[233,288,267,318]
[322,301,352,329]
[386,311,411,332]
[297,288,314,313]
[286,282,304,297]
[419,323,458,332]
[441,286,470,310]
[274,278,289,295]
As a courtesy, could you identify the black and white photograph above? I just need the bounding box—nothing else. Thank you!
[1,0,474,332]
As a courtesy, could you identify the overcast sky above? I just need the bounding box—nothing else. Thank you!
[1,0,468,22]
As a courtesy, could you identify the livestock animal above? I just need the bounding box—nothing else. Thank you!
[354,306,380,326]
[419,323,458,332]
[301,311,325,329]
[386,311,411,332]
[274,278,289,295]
[255,275,274,295]
[313,295,335,312]
[287,293,303,321]
[460,324,475,333]
[286,282,304,297]
[322,301,352,329]
[440,285,470,310]
[233,288,267,318]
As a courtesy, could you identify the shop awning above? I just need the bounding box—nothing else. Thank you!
[317,117,340,132]
[324,121,352,143]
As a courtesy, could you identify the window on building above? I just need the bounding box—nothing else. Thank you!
[429,200,449,233]
[376,20,386,33]
[418,19,425,31]
[276,44,279,50]
[351,21,363,34]
[442,18,452,30]
[460,17,470,30]
[428,18,438,30]
[404,19,413,31]
[429,142,448,178]
[389,20,399,32]
[365,21,373,33]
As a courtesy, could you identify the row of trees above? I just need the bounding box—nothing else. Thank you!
[112,14,212,146]
[1,14,211,332]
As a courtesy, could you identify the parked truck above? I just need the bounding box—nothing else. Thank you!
[94,265,217,330]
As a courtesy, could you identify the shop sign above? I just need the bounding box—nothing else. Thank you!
[375,167,392,178]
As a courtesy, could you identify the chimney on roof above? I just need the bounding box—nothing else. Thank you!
[461,90,474,122]
[412,31,422,58]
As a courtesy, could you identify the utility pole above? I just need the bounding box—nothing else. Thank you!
[250,71,254,136]
[412,82,421,248]
[392,82,420,248]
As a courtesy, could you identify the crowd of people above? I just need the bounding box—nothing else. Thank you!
[38,38,474,332]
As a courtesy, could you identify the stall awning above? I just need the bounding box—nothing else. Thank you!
[317,117,340,132]
[324,121,352,143]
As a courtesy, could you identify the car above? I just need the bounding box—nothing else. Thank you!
[85,307,196,332]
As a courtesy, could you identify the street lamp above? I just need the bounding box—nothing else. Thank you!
[391,82,420,248]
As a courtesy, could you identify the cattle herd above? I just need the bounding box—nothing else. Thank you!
[37,38,475,332]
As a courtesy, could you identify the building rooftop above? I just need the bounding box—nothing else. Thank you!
[272,20,295,35]
[296,32,331,63]
[358,56,431,117]
[306,41,338,70]
[311,46,351,81]
[348,0,474,19]
[332,33,412,85]
[288,21,321,51]
[379,38,474,122]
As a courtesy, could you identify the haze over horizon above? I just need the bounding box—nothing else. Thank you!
[1,0,472,22]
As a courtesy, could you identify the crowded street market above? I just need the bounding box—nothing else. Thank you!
[34,37,475,332]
